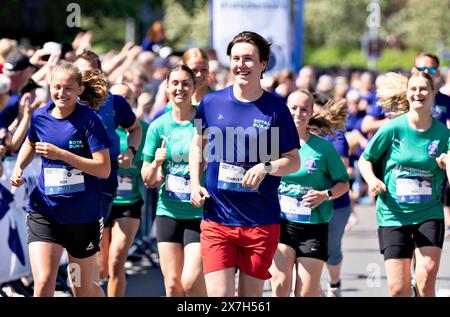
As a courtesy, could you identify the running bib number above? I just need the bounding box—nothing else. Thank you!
[44,167,85,195]
[165,174,191,201]
[217,162,256,192]
[117,174,133,196]
[396,177,432,203]
[279,194,311,222]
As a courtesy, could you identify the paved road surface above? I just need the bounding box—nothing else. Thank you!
[121,202,450,297]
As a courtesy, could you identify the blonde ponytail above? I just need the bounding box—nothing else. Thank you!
[309,98,348,135]
[376,72,409,118]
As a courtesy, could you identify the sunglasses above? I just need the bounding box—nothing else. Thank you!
[415,66,438,75]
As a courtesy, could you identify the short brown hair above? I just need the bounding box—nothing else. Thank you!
[226,31,271,62]
[415,52,440,67]
[75,49,102,71]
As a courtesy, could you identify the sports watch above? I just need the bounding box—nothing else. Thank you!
[326,189,333,200]
[263,161,273,174]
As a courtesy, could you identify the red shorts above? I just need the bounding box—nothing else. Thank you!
[200,220,280,280]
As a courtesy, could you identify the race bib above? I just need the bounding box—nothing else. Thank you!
[396,176,432,203]
[217,162,256,192]
[165,174,191,201]
[117,174,133,196]
[279,194,311,222]
[44,168,85,195]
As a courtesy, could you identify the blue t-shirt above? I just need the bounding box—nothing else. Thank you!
[432,91,450,126]
[0,93,20,128]
[27,101,110,224]
[345,111,366,133]
[196,86,300,226]
[360,90,377,108]
[323,131,351,209]
[94,92,136,194]
[367,104,385,120]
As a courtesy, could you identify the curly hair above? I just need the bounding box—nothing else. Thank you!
[80,69,107,110]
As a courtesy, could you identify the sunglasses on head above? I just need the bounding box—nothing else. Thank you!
[415,66,438,75]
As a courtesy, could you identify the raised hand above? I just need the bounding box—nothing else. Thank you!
[154,139,167,167]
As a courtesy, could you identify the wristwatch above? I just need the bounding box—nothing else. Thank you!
[326,189,333,200]
[263,161,273,174]
[128,146,137,156]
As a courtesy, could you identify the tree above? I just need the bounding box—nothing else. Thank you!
[385,0,450,51]
[162,0,209,50]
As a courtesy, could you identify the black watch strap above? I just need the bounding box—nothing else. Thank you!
[128,146,137,155]
[326,189,333,200]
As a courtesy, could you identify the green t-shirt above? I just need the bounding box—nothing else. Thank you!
[113,120,149,205]
[165,88,214,112]
[278,134,349,224]
[362,114,450,226]
[142,109,203,219]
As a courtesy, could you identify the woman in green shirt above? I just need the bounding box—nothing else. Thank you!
[270,90,349,297]
[141,64,206,297]
[359,71,450,297]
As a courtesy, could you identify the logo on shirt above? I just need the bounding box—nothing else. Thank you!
[433,104,447,114]
[68,140,83,149]
[86,242,94,251]
[217,114,224,120]
[427,140,439,158]
[305,158,317,174]
[253,119,270,129]
[393,137,405,149]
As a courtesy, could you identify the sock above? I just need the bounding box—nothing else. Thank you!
[329,280,341,288]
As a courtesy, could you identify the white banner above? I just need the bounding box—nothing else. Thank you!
[0,157,40,284]
[211,0,291,74]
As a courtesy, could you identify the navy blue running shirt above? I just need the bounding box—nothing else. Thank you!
[27,101,110,224]
[93,92,136,194]
[195,86,300,226]
[432,91,450,126]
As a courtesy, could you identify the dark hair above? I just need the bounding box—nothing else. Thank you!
[75,49,102,71]
[415,52,440,67]
[51,63,107,110]
[226,31,271,62]
[166,64,196,84]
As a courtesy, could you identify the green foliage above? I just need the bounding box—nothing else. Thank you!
[304,0,450,52]
[304,46,418,71]
[81,17,127,54]
[384,0,450,51]
[162,0,210,50]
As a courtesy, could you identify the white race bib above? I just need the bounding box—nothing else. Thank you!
[396,177,432,203]
[279,194,311,222]
[165,174,191,201]
[217,162,256,192]
[44,167,85,195]
[117,174,133,196]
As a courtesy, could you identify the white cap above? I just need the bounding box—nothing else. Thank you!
[43,41,62,53]
[0,74,11,94]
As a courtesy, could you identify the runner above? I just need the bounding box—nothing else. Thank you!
[359,71,450,296]
[142,64,206,297]
[74,50,142,282]
[189,31,300,297]
[10,63,110,297]
[269,90,349,297]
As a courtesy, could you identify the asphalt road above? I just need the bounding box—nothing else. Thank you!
[121,202,450,297]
